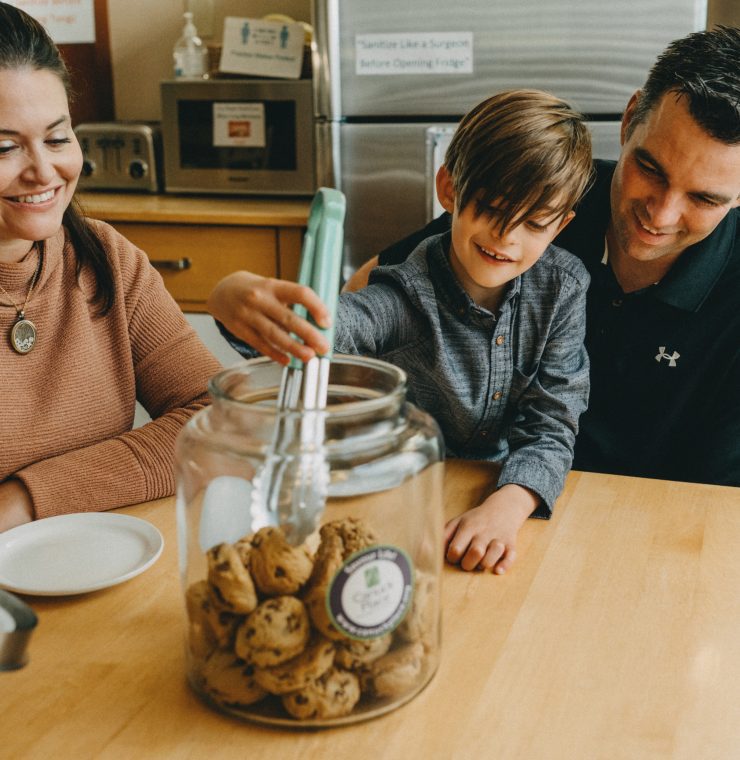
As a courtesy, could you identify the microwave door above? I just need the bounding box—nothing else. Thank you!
[160,80,316,196]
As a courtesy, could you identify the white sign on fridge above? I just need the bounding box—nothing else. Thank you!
[355,32,473,75]
[213,103,266,148]
[6,0,95,43]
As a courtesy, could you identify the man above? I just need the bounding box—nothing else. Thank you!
[345,26,740,487]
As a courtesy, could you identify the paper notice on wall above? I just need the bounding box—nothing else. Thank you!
[219,16,304,79]
[356,32,473,75]
[213,103,266,148]
[6,0,95,44]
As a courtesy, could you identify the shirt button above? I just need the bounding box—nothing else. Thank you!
[611,299,623,307]
[495,335,505,346]
[493,390,503,401]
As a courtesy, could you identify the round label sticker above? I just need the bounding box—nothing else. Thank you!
[328,545,414,640]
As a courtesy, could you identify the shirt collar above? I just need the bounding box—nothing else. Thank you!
[652,210,737,312]
[600,209,737,313]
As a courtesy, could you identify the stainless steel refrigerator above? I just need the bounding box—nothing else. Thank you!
[310,0,707,278]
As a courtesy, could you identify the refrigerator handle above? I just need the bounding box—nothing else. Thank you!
[425,126,457,222]
[311,0,341,120]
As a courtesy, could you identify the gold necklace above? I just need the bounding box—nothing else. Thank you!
[0,246,44,354]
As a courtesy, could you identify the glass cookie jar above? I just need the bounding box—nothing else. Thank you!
[176,355,444,727]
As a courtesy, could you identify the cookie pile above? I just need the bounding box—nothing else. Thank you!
[186,516,436,722]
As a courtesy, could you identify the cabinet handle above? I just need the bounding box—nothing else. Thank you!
[151,257,192,271]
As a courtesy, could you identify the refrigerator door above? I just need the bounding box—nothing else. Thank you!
[339,121,447,277]
[314,0,706,117]
[588,121,624,162]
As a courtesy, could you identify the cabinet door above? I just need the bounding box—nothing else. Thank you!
[277,227,304,282]
[111,223,278,312]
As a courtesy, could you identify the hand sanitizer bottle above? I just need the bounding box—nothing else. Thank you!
[173,11,208,79]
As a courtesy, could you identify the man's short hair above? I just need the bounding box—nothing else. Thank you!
[444,89,593,234]
[628,26,740,144]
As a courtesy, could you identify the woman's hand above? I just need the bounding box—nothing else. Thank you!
[0,479,33,532]
[207,271,332,365]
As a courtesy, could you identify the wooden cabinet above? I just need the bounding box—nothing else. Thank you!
[78,193,310,312]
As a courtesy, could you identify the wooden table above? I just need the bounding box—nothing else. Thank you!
[2,464,740,759]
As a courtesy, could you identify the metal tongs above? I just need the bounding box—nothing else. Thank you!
[255,188,346,544]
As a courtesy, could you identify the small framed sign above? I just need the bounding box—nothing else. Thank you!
[219,17,305,79]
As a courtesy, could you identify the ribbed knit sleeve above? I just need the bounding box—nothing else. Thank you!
[11,222,222,518]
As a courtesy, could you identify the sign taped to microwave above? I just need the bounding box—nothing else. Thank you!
[213,103,266,148]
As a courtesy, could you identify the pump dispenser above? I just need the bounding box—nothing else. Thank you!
[173,11,208,79]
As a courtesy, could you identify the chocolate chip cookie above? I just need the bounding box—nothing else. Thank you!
[207,542,258,614]
[253,635,336,695]
[360,642,425,699]
[200,650,268,707]
[249,526,314,596]
[281,666,361,720]
[234,596,310,667]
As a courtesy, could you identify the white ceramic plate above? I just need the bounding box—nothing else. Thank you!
[0,513,164,596]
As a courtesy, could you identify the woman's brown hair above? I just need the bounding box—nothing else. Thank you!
[0,1,115,314]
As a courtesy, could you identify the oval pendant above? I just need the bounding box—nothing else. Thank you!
[11,317,37,354]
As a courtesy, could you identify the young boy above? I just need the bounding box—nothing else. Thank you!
[208,89,593,576]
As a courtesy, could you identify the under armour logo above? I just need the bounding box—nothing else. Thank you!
[655,346,680,367]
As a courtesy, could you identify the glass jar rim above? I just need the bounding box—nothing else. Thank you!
[208,354,408,419]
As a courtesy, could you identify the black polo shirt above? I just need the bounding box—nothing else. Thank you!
[378,160,740,487]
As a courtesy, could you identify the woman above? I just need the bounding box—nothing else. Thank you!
[0,3,221,531]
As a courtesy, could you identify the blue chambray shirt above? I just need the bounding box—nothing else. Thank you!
[333,231,590,515]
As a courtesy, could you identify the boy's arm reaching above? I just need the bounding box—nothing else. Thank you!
[207,271,331,365]
[497,276,590,514]
[208,270,413,363]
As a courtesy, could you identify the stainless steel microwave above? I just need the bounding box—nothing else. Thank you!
[160,79,316,196]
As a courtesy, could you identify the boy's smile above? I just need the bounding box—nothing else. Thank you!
[474,242,517,263]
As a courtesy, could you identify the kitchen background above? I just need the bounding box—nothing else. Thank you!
[35,0,740,420]
[110,0,737,122]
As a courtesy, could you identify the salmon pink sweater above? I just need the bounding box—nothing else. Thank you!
[0,221,222,519]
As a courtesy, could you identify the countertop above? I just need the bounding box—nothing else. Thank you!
[77,191,312,227]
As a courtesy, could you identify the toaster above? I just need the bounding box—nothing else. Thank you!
[75,122,163,193]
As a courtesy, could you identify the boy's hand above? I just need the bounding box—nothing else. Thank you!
[444,484,539,574]
[207,271,332,365]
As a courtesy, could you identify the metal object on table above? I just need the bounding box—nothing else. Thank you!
[0,589,37,671]
[254,187,346,544]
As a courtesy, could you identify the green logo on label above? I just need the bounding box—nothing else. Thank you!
[364,566,380,588]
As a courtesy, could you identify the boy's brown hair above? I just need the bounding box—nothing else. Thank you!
[444,89,593,234]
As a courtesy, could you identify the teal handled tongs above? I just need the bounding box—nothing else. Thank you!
[255,188,346,544]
